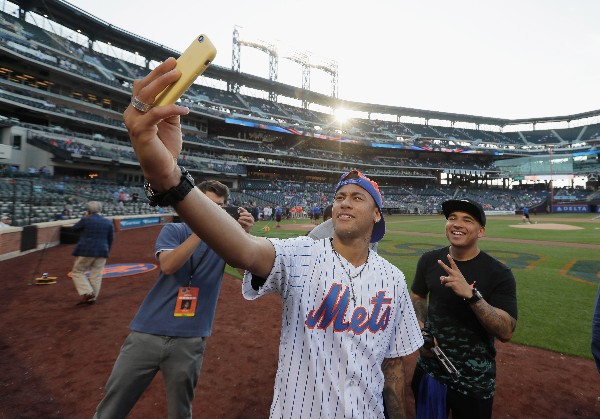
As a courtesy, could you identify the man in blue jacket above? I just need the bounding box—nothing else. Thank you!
[70,201,114,305]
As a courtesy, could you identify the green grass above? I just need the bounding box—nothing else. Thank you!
[385,213,599,244]
[226,214,599,359]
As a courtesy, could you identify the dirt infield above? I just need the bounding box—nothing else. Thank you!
[1,224,599,418]
[510,223,584,230]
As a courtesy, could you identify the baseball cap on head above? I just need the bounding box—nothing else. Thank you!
[334,169,385,243]
[442,199,486,227]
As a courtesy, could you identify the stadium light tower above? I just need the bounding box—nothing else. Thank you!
[231,26,279,100]
[281,49,311,107]
[310,58,338,99]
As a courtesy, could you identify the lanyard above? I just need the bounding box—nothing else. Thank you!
[187,249,206,287]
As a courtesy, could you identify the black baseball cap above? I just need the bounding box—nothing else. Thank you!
[442,199,486,227]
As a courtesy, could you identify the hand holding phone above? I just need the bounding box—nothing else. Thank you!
[153,34,217,106]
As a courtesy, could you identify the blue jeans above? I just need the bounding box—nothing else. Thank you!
[411,365,493,419]
[592,285,600,374]
[94,331,206,419]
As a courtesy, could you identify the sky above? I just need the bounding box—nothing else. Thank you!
[26,1,600,120]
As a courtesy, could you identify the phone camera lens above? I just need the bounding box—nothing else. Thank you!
[198,35,204,43]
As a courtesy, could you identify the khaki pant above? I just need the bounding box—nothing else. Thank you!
[71,256,107,299]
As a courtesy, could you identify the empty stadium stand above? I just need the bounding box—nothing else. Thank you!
[0,1,598,227]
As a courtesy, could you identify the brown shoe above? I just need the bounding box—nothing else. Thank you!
[76,293,95,305]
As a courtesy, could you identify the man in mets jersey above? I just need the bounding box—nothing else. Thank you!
[243,170,424,418]
[123,58,423,418]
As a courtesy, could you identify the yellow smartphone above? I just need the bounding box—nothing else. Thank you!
[153,34,217,106]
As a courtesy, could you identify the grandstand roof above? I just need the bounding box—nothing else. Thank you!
[13,0,179,59]
[12,0,600,128]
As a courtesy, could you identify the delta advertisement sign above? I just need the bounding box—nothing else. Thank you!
[119,217,161,229]
[552,205,590,213]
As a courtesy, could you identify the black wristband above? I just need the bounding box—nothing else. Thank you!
[465,287,483,304]
[144,167,195,207]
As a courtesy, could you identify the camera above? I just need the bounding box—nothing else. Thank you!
[422,327,435,350]
[223,206,241,220]
[421,323,461,382]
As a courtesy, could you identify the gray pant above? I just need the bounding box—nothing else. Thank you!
[94,331,206,419]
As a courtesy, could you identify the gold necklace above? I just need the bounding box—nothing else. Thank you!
[330,238,369,304]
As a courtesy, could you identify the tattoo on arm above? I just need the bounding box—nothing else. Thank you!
[410,293,428,327]
[382,357,408,419]
[471,300,516,342]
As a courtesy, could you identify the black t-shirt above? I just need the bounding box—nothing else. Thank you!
[411,246,518,399]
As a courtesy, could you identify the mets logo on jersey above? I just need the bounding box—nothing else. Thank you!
[305,283,392,334]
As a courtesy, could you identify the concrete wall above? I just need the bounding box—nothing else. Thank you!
[0,214,174,261]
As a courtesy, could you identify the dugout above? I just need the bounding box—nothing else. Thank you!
[60,225,81,244]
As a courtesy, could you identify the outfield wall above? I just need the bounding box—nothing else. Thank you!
[486,210,514,216]
[0,214,174,261]
[553,204,599,213]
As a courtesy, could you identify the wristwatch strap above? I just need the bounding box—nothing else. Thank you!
[466,287,483,304]
[144,167,195,207]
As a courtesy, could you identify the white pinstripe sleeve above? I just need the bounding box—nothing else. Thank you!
[385,265,424,358]
[242,236,313,300]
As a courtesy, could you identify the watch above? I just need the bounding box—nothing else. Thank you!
[466,287,483,304]
[144,166,195,207]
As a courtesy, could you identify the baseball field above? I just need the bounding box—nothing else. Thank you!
[1,212,599,418]
[246,212,600,359]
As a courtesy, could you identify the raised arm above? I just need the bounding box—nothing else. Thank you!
[158,233,201,275]
[123,59,274,277]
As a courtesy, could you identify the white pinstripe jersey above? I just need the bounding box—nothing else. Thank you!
[242,236,423,419]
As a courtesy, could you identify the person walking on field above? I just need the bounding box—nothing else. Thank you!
[410,198,518,418]
[311,203,321,224]
[122,58,423,418]
[522,206,532,224]
[274,205,282,228]
[94,180,254,419]
[70,201,114,305]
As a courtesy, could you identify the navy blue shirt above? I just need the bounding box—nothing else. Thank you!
[129,223,227,337]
